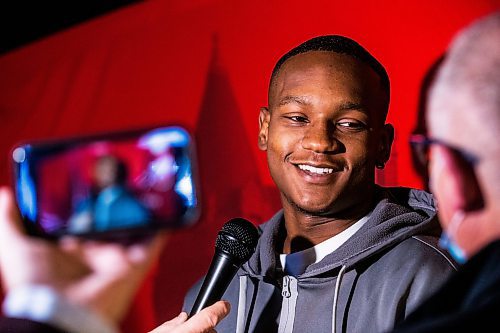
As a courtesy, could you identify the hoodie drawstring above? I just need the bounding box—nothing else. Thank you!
[332,265,347,333]
[236,275,248,333]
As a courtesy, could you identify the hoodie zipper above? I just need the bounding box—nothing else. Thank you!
[277,275,298,333]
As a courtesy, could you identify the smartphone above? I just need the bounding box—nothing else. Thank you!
[11,126,200,240]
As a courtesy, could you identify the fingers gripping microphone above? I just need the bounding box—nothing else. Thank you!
[189,217,259,316]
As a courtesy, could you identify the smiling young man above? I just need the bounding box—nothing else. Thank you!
[183,35,457,333]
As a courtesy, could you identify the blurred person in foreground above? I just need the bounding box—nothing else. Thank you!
[0,187,229,333]
[392,11,500,332]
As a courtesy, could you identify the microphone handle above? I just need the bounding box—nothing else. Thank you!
[189,251,239,317]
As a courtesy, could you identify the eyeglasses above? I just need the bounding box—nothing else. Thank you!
[409,134,479,172]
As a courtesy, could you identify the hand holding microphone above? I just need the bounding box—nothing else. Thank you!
[190,217,259,316]
[150,217,257,333]
[149,301,230,333]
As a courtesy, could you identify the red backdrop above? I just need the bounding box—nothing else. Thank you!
[1,0,499,331]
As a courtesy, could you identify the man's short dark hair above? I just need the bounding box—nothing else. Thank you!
[270,35,390,115]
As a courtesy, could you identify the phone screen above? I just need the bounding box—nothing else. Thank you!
[11,126,199,240]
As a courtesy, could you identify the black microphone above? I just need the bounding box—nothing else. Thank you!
[189,217,259,316]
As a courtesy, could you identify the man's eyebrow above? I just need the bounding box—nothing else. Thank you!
[338,101,367,113]
[276,97,368,113]
[277,95,312,107]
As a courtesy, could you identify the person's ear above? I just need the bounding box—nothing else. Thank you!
[376,123,394,168]
[258,107,270,151]
[431,145,484,213]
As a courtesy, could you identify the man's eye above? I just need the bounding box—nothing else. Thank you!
[336,121,367,130]
[285,116,308,123]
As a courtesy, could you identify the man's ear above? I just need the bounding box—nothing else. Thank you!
[377,123,395,165]
[258,107,270,151]
[432,145,484,213]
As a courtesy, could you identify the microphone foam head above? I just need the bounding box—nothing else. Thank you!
[215,217,259,263]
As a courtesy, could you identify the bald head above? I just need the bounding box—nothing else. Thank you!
[429,12,500,198]
[429,13,500,153]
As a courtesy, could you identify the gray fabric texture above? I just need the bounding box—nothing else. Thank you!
[183,186,457,333]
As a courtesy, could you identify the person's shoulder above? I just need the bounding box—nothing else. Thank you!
[459,239,500,277]
[368,236,457,306]
[388,235,458,272]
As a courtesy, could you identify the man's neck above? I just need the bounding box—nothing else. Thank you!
[281,198,375,254]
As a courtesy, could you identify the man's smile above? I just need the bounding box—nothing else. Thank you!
[297,164,334,175]
[290,161,345,184]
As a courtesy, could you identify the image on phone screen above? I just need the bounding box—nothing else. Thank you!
[11,126,199,240]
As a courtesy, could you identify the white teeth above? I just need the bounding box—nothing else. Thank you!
[298,164,334,175]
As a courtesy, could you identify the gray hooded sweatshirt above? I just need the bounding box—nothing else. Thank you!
[183,187,457,333]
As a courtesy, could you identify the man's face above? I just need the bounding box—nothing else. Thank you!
[94,156,119,189]
[427,85,481,231]
[426,89,486,258]
[259,51,392,216]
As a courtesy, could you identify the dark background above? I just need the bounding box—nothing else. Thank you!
[0,1,139,54]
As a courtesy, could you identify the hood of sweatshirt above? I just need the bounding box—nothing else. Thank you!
[241,186,440,281]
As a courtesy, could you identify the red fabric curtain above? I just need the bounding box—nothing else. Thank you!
[0,0,498,331]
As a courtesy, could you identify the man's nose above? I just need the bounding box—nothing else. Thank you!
[301,122,338,153]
